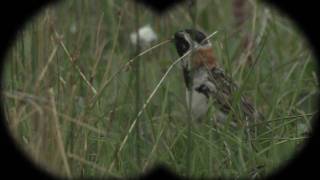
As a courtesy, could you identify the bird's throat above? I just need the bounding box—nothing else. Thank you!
[191,47,217,70]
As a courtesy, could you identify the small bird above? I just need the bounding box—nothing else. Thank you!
[173,29,262,124]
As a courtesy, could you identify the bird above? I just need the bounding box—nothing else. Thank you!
[172,29,263,125]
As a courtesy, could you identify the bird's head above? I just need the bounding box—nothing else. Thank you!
[173,29,211,57]
[173,29,216,70]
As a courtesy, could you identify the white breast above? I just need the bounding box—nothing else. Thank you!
[186,88,209,120]
[185,70,212,120]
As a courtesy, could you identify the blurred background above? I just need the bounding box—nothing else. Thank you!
[2,0,318,178]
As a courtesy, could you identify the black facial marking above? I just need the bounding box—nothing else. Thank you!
[183,68,192,89]
[174,32,190,56]
[173,29,209,57]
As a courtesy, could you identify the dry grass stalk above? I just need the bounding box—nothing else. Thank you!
[52,30,98,95]
[49,88,72,177]
[89,38,172,109]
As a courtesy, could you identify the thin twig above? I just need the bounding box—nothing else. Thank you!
[248,113,315,128]
[108,47,184,173]
[142,123,166,171]
[67,153,119,177]
[100,1,127,90]
[67,153,106,173]
[43,106,107,137]
[89,38,172,109]
[53,30,98,95]
[49,88,72,177]
[35,45,58,90]
[252,137,309,141]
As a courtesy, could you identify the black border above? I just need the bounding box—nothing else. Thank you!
[0,0,318,179]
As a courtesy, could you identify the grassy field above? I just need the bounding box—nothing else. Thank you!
[2,0,318,178]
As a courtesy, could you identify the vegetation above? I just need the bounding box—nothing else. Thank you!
[3,0,317,178]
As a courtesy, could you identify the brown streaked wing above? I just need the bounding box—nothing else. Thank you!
[208,67,257,120]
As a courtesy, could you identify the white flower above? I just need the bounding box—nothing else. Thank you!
[130,24,158,49]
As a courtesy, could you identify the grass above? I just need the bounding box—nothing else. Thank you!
[2,0,318,178]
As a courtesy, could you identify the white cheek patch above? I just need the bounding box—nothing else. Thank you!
[183,33,192,45]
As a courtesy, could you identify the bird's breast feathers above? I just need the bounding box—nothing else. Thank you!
[191,47,217,70]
